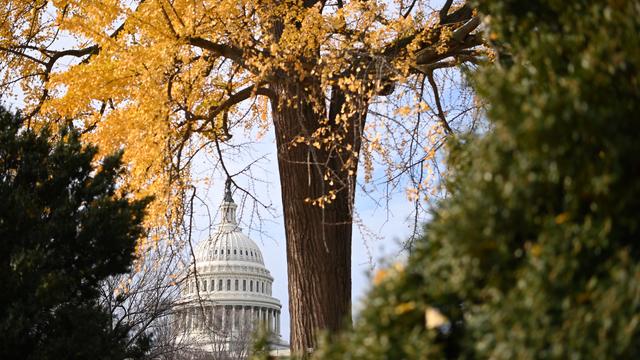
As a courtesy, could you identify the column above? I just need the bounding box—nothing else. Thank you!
[241,306,246,332]
[232,306,236,333]
[256,306,260,325]
[222,305,226,331]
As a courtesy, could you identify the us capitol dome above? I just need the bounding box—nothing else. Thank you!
[175,179,287,356]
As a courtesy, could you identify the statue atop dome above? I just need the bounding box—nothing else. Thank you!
[220,177,238,227]
[224,177,234,203]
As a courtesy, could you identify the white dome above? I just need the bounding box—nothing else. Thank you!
[195,217,265,265]
[176,179,285,354]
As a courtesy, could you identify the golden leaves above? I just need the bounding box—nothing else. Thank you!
[396,106,412,116]
[373,262,404,286]
[304,190,337,209]
[373,268,389,286]
[394,301,416,315]
[1,0,483,257]
[555,212,570,224]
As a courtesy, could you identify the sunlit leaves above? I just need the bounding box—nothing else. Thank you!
[1,0,484,240]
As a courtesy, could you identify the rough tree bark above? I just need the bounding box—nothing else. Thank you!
[271,81,364,353]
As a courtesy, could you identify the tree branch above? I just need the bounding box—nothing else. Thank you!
[442,3,474,25]
[415,33,483,67]
[189,85,273,139]
[210,85,272,117]
[187,37,245,65]
[426,72,453,135]
[402,0,419,18]
[439,0,454,24]
[452,16,481,43]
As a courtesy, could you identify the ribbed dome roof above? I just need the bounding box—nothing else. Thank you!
[195,229,264,264]
[194,180,264,265]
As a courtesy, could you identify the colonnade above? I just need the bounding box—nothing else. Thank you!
[182,305,280,335]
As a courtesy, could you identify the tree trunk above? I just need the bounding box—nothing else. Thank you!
[271,82,361,355]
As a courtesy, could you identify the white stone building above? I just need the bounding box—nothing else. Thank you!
[175,181,287,357]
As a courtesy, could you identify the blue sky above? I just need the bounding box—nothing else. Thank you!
[190,127,418,341]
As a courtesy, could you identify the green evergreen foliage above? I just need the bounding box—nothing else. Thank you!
[248,327,273,360]
[0,106,152,359]
[314,0,640,358]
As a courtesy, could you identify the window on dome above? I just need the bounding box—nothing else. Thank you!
[235,279,239,291]
[227,279,231,290]
[214,249,217,254]
[203,280,207,292]
[234,249,237,254]
[250,281,253,292]
[221,249,224,255]
[240,250,243,255]
[243,280,246,291]
[218,279,223,291]
[210,280,214,291]
[262,282,265,293]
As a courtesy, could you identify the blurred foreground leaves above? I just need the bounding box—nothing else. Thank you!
[315,0,640,358]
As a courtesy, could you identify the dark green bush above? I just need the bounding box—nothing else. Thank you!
[315,0,640,358]
[0,107,151,359]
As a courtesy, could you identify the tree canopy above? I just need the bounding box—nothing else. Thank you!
[0,106,151,359]
[1,0,484,228]
[313,0,640,358]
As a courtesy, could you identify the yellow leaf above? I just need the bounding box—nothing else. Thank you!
[373,268,388,285]
[555,212,569,224]
[396,106,412,116]
[395,301,416,315]
[530,243,542,257]
[425,307,448,329]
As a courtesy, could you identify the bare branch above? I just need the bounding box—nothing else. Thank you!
[402,0,419,18]
[427,72,453,135]
[439,0,454,24]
